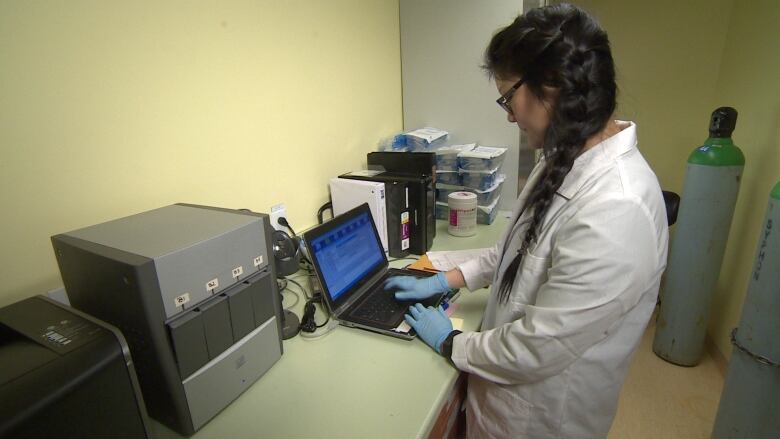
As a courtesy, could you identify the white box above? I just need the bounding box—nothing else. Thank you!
[329,178,388,254]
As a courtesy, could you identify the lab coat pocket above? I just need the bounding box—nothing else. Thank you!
[522,252,549,274]
[509,253,550,308]
[467,377,532,438]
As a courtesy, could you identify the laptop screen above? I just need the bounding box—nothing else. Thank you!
[307,209,385,301]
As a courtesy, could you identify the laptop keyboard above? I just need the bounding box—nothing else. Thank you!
[350,286,405,323]
[348,271,442,324]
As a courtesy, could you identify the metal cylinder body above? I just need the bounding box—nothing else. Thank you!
[653,136,745,366]
[712,182,780,438]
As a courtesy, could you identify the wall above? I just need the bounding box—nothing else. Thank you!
[707,0,780,357]
[569,0,780,357]
[399,0,527,210]
[567,0,734,192]
[0,0,402,307]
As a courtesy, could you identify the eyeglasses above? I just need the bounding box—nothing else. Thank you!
[496,78,525,114]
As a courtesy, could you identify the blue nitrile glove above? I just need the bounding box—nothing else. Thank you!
[405,303,453,354]
[386,272,449,301]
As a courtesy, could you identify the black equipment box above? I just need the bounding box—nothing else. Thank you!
[340,171,435,255]
[0,296,151,439]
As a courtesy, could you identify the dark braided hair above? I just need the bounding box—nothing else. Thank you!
[484,4,617,304]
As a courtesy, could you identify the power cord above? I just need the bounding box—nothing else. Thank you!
[277,278,301,310]
[286,277,309,299]
[317,202,333,224]
[300,319,338,340]
[282,269,337,338]
[298,274,338,338]
[299,295,338,340]
[300,293,329,332]
[298,255,313,273]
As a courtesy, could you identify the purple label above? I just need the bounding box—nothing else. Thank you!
[449,210,458,225]
[402,222,410,239]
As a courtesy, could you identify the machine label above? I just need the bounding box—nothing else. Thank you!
[254,256,264,267]
[232,266,244,278]
[206,278,219,292]
[175,293,191,307]
[401,211,410,250]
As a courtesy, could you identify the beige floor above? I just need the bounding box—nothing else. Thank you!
[608,318,725,438]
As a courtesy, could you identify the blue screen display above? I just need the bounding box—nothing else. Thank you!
[309,211,385,301]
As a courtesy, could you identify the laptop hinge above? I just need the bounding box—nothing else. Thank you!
[333,265,389,316]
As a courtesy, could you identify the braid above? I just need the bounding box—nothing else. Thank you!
[487,4,617,304]
[496,143,580,303]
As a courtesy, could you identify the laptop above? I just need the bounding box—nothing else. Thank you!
[302,203,444,340]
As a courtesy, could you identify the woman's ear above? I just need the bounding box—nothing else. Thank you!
[541,85,559,108]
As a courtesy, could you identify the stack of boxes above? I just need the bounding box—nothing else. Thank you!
[434,144,507,225]
[377,127,507,226]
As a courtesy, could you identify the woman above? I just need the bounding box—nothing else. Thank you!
[386,3,669,438]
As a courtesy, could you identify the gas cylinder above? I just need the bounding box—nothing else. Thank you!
[712,181,780,438]
[653,107,745,366]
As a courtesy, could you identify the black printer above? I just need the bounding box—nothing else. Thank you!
[340,171,436,255]
[0,295,151,439]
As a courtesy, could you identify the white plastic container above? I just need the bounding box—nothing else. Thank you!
[435,143,475,171]
[448,192,477,237]
[458,145,508,171]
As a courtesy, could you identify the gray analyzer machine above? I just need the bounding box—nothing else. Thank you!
[51,203,283,436]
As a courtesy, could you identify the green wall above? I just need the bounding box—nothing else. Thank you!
[0,0,402,307]
[707,0,780,358]
[569,0,734,191]
[572,0,780,357]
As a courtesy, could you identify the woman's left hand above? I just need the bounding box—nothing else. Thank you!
[405,303,453,354]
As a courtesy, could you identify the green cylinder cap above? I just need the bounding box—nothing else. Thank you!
[772,181,780,200]
[688,107,744,166]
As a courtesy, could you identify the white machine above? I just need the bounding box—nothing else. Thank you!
[330,177,389,254]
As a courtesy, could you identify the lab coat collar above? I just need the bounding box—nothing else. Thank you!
[555,120,637,200]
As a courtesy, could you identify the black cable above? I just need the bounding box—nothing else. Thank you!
[289,273,313,282]
[298,254,313,273]
[301,294,328,332]
[286,277,310,300]
[297,273,331,332]
[317,202,333,224]
[300,300,316,332]
[281,261,330,333]
[281,287,300,310]
[316,314,330,328]
[277,216,296,237]
[276,278,302,309]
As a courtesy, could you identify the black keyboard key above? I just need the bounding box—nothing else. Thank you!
[350,289,405,323]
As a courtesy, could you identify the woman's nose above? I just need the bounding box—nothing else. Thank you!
[507,112,516,123]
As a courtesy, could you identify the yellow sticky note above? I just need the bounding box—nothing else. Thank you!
[450,317,464,331]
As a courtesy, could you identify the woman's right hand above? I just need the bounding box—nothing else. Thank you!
[385,272,450,301]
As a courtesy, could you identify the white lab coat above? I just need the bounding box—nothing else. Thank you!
[450,121,668,438]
